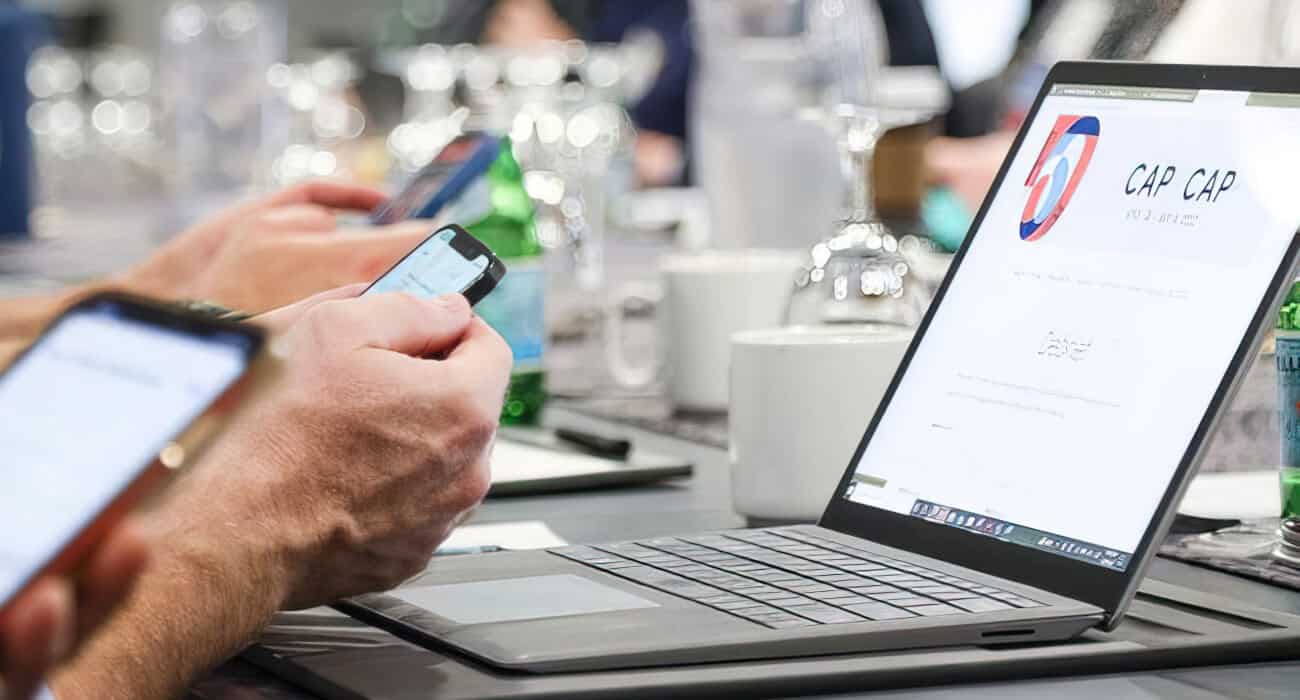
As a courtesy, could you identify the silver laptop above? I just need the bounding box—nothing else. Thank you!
[343,61,1300,672]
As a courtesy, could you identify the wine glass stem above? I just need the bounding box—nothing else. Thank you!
[841,131,879,224]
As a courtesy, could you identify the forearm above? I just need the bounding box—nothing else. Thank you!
[0,291,72,341]
[49,515,289,700]
[0,279,131,341]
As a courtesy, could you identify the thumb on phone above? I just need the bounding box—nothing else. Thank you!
[255,283,369,334]
[304,292,473,358]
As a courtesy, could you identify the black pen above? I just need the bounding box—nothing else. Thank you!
[555,427,633,459]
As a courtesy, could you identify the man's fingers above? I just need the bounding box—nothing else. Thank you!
[0,577,75,695]
[75,522,149,640]
[439,317,514,409]
[446,317,513,368]
[305,221,437,282]
[181,181,387,241]
[255,283,368,334]
[309,293,474,358]
[251,204,338,234]
[264,180,389,212]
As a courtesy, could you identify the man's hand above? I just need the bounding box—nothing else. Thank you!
[51,291,512,699]
[189,290,513,607]
[0,523,148,700]
[121,181,436,315]
[0,181,432,343]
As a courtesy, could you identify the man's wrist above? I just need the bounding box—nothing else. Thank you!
[147,498,294,625]
[49,508,292,700]
[0,289,77,341]
[0,279,136,342]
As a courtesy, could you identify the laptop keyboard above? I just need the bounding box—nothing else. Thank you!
[551,528,1042,629]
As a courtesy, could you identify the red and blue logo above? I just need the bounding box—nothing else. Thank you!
[1020,115,1100,242]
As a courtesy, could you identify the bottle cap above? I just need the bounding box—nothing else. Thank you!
[1278,280,1300,331]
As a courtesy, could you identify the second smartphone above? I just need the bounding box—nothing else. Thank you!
[364,223,506,305]
[0,294,272,612]
[369,132,500,225]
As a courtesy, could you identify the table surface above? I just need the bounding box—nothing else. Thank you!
[185,403,1300,700]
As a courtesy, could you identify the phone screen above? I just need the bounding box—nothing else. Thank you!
[366,228,491,299]
[371,135,482,225]
[0,302,256,606]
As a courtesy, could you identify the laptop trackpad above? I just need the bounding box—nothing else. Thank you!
[393,574,659,625]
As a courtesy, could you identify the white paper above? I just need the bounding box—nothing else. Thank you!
[1177,470,1280,519]
[490,440,624,484]
[438,521,568,552]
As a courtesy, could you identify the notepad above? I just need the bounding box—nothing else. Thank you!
[439,521,568,550]
[487,438,692,496]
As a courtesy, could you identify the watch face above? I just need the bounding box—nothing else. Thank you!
[174,301,248,322]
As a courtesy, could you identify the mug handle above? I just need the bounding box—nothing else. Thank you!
[604,280,662,388]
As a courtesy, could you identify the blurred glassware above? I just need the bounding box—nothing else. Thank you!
[380,41,649,305]
[86,47,163,194]
[784,227,944,327]
[25,45,88,205]
[26,43,164,214]
[381,43,462,173]
[23,40,169,240]
[787,0,946,328]
[159,0,287,215]
[266,51,368,185]
[373,39,657,397]
[689,0,842,249]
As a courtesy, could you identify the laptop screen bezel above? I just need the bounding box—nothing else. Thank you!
[819,61,1300,624]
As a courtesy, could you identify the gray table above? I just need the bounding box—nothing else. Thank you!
[187,402,1300,700]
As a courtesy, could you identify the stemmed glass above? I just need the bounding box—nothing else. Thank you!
[789,0,930,325]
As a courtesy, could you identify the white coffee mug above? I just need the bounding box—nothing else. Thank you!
[729,324,914,522]
[606,249,804,411]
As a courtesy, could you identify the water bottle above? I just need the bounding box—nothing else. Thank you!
[1277,280,1300,519]
[466,138,547,425]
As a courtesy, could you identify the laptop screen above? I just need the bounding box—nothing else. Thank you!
[843,83,1300,572]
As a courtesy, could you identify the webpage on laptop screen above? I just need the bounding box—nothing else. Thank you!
[844,84,1300,571]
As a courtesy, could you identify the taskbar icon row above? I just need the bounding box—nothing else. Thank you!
[909,499,1131,571]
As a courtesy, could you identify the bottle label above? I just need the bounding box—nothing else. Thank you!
[1278,336,1300,468]
[477,260,545,372]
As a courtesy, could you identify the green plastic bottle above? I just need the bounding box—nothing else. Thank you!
[1277,280,1300,518]
[465,137,546,425]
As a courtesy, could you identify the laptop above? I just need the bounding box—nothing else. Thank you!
[342,61,1300,672]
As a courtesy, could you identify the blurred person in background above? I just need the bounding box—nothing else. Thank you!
[418,0,943,187]
[1145,0,1295,65]
[925,0,1187,212]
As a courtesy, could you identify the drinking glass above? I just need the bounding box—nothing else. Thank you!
[160,0,287,213]
[690,0,842,249]
[785,0,937,327]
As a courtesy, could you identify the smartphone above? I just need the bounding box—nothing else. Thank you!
[0,294,273,611]
[369,132,501,225]
[364,223,506,305]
